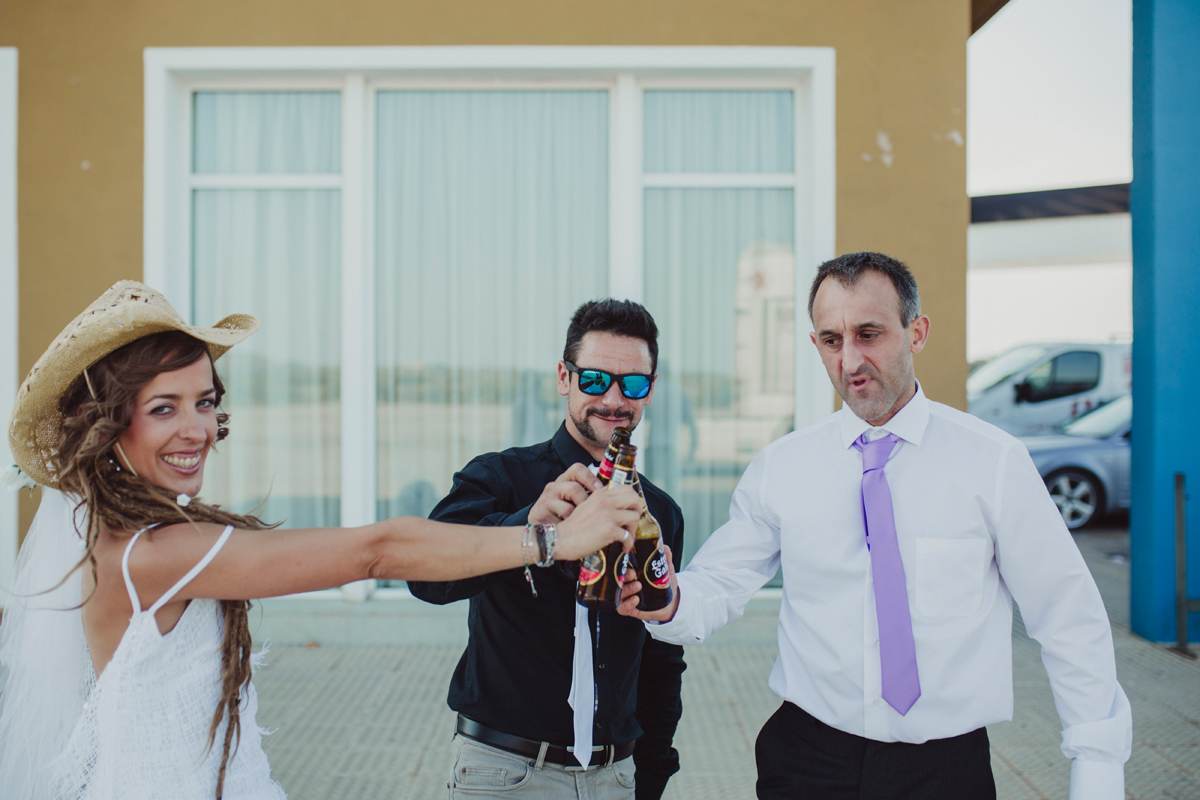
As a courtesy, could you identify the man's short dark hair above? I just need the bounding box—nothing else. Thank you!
[807,251,922,327]
[564,299,659,374]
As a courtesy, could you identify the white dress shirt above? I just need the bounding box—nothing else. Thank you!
[649,383,1131,799]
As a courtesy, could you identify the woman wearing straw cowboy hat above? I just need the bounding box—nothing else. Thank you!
[0,281,639,800]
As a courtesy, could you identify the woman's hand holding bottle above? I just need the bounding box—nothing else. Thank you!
[553,484,640,561]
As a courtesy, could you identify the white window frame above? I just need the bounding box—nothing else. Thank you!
[0,48,18,603]
[144,46,836,601]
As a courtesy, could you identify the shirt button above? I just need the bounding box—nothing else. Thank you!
[873,639,880,647]
[597,663,606,671]
[873,699,883,707]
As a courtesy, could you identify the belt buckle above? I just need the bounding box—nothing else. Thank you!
[562,750,591,772]
[563,745,610,771]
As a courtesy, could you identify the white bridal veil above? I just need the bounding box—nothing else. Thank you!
[0,488,93,800]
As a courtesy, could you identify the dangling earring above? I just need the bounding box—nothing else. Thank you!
[87,367,140,478]
[112,441,139,478]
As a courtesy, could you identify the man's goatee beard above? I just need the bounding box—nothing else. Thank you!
[572,408,636,447]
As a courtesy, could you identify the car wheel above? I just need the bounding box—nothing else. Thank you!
[1045,469,1103,530]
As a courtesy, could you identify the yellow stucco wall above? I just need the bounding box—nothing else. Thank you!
[2,0,970,532]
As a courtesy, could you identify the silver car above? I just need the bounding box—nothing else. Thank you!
[1019,394,1131,530]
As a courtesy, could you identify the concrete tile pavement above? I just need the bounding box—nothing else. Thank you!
[253,526,1200,799]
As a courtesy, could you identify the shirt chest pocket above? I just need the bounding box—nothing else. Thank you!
[914,538,991,618]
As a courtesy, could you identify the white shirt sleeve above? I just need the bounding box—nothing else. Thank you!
[992,442,1132,799]
[648,446,782,644]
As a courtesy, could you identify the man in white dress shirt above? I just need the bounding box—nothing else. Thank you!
[619,252,1131,799]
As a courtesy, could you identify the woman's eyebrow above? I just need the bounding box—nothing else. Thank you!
[144,388,215,403]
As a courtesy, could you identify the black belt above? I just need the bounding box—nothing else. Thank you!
[456,714,635,769]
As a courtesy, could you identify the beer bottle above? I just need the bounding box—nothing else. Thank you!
[596,427,632,486]
[626,463,675,612]
[577,443,637,609]
[566,426,630,576]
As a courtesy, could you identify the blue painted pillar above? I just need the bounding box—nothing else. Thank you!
[1130,0,1200,642]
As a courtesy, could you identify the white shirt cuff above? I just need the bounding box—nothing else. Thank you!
[1069,759,1124,800]
[643,613,693,643]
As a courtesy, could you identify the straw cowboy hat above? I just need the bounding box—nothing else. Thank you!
[7,281,259,488]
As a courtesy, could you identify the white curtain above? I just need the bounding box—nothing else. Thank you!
[186,87,796,555]
[193,92,341,174]
[641,91,796,573]
[191,92,342,528]
[643,90,793,173]
[374,90,609,523]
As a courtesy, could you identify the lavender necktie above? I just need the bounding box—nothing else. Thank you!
[854,432,921,715]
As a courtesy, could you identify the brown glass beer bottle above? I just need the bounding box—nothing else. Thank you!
[595,427,632,486]
[626,464,675,612]
[577,443,637,609]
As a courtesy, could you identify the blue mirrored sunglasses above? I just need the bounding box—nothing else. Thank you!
[563,361,654,399]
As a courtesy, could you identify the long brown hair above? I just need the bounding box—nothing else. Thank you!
[57,330,275,799]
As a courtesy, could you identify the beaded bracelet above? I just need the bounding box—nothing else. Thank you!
[522,523,538,598]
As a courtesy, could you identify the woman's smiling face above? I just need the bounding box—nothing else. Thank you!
[115,355,218,497]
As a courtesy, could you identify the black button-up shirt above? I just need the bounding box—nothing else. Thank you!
[409,423,686,800]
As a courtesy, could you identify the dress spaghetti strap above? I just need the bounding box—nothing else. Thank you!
[120,530,148,612]
[120,525,236,613]
[149,525,235,613]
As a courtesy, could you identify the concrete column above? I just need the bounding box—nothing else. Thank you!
[1130,0,1200,641]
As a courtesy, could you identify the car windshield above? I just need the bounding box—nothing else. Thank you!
[1062,394,1132,439]
[967,344,1053,397]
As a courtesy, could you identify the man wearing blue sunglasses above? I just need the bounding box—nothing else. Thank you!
[410,299,686,800]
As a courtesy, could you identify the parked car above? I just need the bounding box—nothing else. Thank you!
[1020,394,1131,530]
[968,342,1131,436]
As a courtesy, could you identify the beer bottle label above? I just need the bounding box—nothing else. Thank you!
[598,459,614,482]
[644,545,671,589]
[615,553,629,586]
[578,550,605,586]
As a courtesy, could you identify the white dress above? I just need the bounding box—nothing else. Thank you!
[52,525,288,800]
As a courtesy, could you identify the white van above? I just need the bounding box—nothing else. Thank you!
[967,343,1132,436]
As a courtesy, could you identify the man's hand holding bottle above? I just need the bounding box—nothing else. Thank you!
[617,546,681,622]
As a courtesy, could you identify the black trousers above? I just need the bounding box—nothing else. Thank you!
[755,702,996,800]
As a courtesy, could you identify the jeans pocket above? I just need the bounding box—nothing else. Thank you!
[450,738,535,793]
[612,756,637,789]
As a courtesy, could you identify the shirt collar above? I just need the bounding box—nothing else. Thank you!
[551,421,599,467]
[838,380,931,450]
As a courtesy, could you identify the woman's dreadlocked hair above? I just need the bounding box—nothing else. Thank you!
[56,330,277,799]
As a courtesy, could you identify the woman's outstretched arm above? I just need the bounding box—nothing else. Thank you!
[121,484,639,606]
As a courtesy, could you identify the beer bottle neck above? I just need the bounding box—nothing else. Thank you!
[610,465,635,487]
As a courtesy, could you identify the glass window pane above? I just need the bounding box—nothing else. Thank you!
[193,189,342,527]
[644,90,794,173]
[374,91,608,534]
[193,92,341,174]
[1027,359,1053,391]
[1053,351,1101,393]
[643,188,795,579]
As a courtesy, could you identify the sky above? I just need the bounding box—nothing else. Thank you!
[968,0,1133,196]
[965,0,1134,362]
[967,261,1131,360]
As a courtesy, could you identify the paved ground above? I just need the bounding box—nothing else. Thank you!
[253,524,1200,799]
